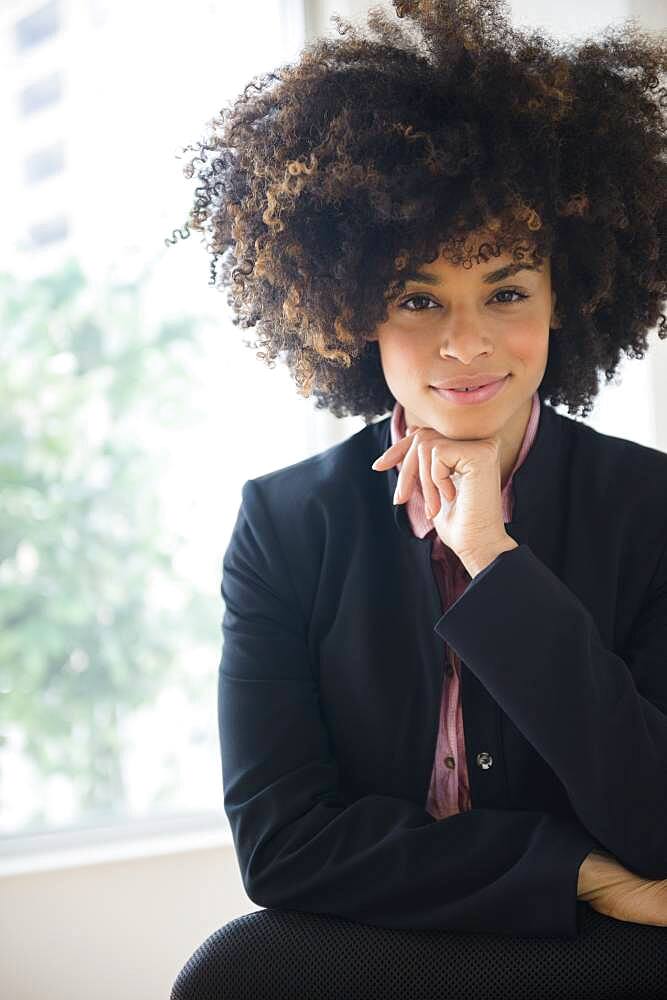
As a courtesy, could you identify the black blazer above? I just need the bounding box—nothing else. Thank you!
[218,401,667,938]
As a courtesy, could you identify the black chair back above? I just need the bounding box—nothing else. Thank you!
[171,905,667,999]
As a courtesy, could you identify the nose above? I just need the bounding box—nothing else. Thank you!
[437,318,494,365]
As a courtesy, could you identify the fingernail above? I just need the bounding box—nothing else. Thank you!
[425,506,433,520]
[371,459,380,470]
[393,487,401,504]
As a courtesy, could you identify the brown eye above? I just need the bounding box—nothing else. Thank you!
[398,295,437,311]
[492,289,529,305]
[398,288,530,312]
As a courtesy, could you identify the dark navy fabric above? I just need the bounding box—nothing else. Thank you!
[218,401,667,939]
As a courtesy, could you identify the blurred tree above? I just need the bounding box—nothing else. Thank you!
[0,259,220,828]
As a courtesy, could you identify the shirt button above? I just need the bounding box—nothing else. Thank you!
[476,752,493,770]
[445,664,454,678]
[444,756,456,769]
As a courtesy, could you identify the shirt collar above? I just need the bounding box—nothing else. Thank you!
[389,392,542,540]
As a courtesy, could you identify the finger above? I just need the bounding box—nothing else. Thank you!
[394,435,421,503]
[418,440,441,519]
[432,447,456,504]
[373,426,438,471]
[371,428,419,470]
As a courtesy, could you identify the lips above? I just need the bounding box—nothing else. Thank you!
[431,375,510,406]
[431,373,509,390]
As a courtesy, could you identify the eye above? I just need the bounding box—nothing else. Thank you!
[398,294,438,312]
[398,288,530,311]
[493,289,529,305]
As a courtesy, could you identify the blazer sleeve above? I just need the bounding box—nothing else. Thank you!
[435,539,667,880]
[218,479,598,939]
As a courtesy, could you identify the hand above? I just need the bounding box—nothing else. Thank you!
[577,849,667,927]
[371,424,516,574]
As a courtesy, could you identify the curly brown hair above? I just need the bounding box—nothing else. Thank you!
[166,0,667,423]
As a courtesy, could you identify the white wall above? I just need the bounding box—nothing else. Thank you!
[1,836,259,1000]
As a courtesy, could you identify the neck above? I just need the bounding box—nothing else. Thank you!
[498,395,533,490]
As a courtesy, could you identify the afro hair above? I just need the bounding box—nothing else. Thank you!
[166,0,667,422]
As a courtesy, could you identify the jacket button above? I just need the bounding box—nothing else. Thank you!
[444,756,456,769]
[476,752,493,769]
[445,663,454,678]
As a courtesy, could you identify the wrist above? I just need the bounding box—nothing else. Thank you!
[461,537,518,578]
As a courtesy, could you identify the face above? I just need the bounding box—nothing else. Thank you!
[366,236,560,484]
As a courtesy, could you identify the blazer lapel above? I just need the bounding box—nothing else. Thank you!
[368,403,569,808]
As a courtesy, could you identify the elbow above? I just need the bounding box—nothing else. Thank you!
[241,846,282,909]
[243,865,285,910]
[243,848,309,911]
[245,882,273,909]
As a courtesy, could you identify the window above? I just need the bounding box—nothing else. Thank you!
[1,0,327,858]
[15,1,60,51]
[27,214,69,247]
[25,142,65,183]
[19,73,64,116]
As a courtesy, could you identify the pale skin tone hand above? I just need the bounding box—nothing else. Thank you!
[578,850,667,927]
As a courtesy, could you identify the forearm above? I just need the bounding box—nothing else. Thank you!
[577,849,627,899]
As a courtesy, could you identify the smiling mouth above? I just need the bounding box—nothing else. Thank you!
[430,375,511,405]
[431,375,509,391]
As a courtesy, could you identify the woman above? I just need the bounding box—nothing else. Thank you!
[171,0,667,936]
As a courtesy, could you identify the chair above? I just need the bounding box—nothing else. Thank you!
[170,904,667,999]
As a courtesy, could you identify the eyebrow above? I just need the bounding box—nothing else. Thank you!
[399,262,542,287]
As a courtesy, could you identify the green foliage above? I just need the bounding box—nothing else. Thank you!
[0,259,220,829]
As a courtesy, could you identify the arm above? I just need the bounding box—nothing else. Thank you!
[577,849,621,897]
[219,480,597,939]
[577,849,667,926]
[434,541,667,879]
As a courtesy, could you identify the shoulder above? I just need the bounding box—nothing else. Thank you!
[242,417,389,515]
[557,407,667,528]
[560,407,667,478]
[244,417,389,500]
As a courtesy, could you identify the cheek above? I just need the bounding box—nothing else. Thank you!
[377,335,425,391]
[507,324,549,364]
[379,332,422,370]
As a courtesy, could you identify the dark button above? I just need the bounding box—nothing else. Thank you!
[445,663,454,678]
[444,756,456,769]
[476,751,493,770]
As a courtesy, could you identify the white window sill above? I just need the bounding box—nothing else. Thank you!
[0,812,234,877]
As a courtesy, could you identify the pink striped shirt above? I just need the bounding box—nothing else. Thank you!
[389,392,541,819]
